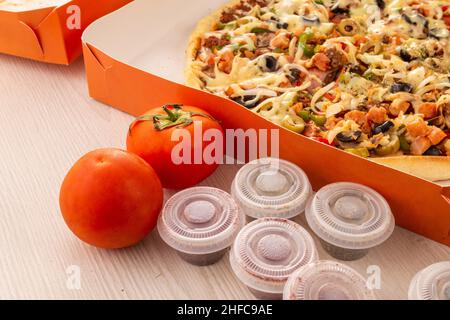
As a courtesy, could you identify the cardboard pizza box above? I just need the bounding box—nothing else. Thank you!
[82,0,450,246]
[0,0,131,64]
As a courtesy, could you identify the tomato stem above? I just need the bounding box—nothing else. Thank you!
[128,104,217,134]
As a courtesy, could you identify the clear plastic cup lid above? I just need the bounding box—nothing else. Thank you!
[408,261,450,300]
[231,158,312,219]
[230,218,318,294]
[306,182,395,250]
[283,260,375,300]
[157,187,245,255]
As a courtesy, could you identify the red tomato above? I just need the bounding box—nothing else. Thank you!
[127,104,224,189]
[59,148,163,249]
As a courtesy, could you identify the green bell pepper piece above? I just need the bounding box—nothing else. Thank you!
[251,27,272,34]
[297,110,311,122]
[310,113,327,126]
[399,134,410,152]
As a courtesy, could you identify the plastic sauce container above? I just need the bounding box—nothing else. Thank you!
[408,261,450,300]
[231,158,312,221]
[306,182,395,261]
[157,187,245,266]
[283,260,375,300]
[230,217,318,300]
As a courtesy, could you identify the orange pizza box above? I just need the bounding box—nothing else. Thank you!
[0,0,131,64]
[82,0,450,246]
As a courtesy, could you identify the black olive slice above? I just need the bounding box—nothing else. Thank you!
[336,131,362,143]
[423,146,443,156]
[261,56,279,72]
[277,22,289,29]
[401,13,429,38]
[376,0,385,10]
[302,15,320,26]
[400,49,414,62]
[232,95,259,109]
[287,67,302,83]
[373,121,394,135]
[390,82,413,93]
[331,7,349,15]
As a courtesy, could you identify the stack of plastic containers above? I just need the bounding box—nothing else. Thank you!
[157,157,401,300]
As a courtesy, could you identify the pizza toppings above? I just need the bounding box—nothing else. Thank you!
[189,0,450,158]
[259,55,279,72]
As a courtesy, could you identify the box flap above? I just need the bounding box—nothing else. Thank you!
[0,0,131,64]
[0,5,65,62]
[0,7,56,59]
[83,43,113,101]
[0,19,44,58]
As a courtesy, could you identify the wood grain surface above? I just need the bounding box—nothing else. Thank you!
[0,54,449,300]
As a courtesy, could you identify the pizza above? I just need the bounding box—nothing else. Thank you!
[186,0,450,181]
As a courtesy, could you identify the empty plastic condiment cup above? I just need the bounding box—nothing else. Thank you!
[230,217,318,300]
[283,260,375,300]
[231,158,312,221]
[157,187,245,266]
[408,261,450,300]
[306,182,395,261]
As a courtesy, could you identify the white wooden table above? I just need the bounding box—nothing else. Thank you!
[0,53,449,300]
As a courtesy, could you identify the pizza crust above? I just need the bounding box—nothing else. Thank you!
[371,156,450,182]
[185,0,241,89]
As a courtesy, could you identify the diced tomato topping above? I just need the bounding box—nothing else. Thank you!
[367,107,387,124]
[389,100,410,116]
[406,118,430,138]
[410,137,432,155]
[311,53,331,71]
[345,110,366,125]
[270,33,291,49]
[345,110,371,133]
[218,50,234,74]
[418,102,438,119]
[428,127,447,145]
